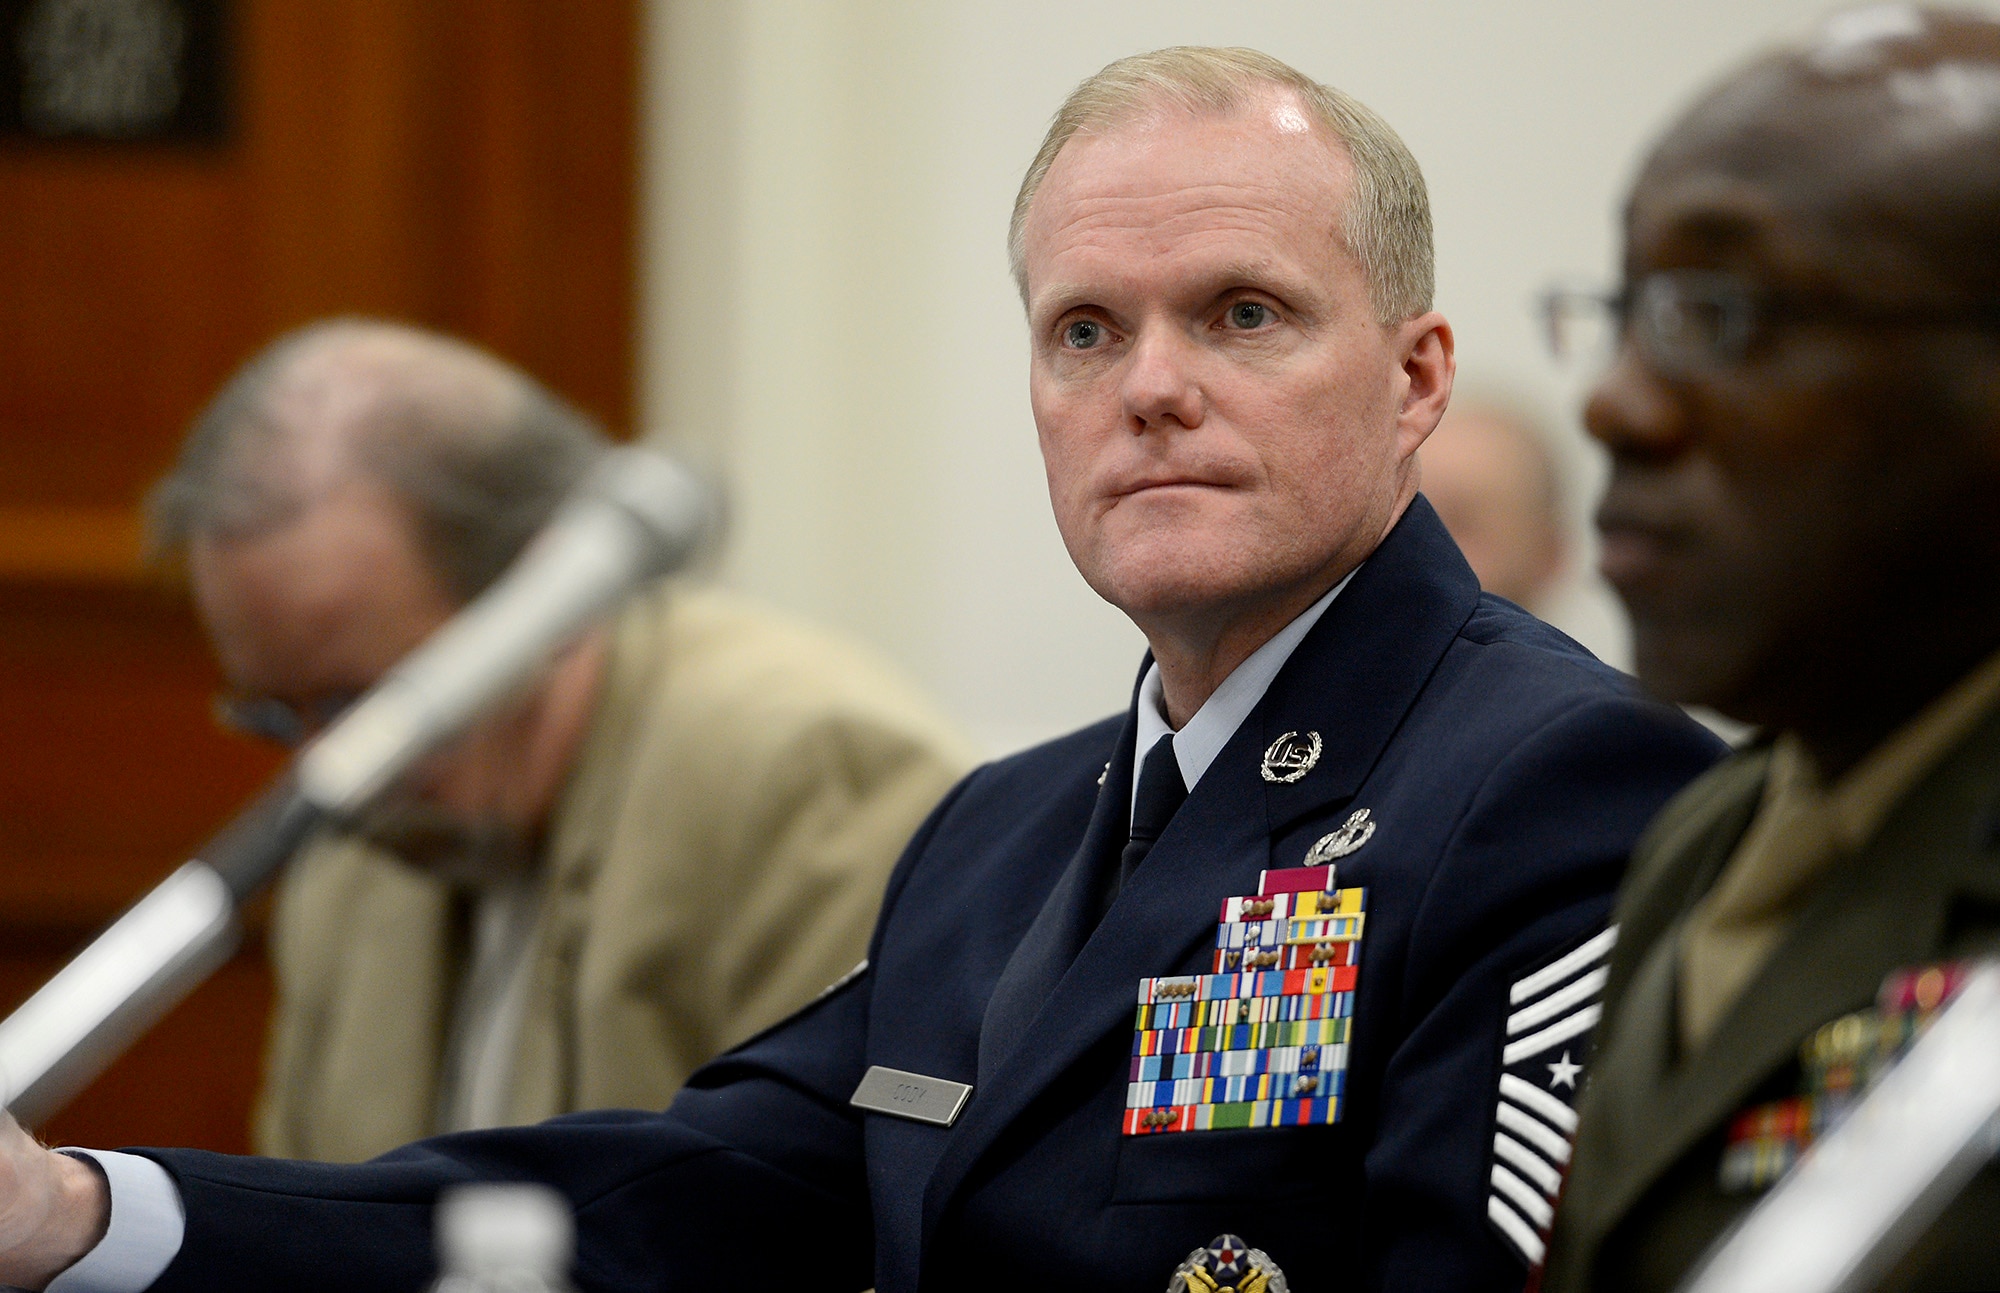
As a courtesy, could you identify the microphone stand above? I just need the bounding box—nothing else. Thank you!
[0,447,708,1127]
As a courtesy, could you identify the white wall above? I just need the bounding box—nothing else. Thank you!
[640,0,1855,755]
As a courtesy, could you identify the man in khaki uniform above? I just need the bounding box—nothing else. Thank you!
[1542,9,2000,1290]
[149,319,975,1161]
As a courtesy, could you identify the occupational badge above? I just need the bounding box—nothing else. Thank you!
[1259,731,1322,783]
[1125,862,1363,1134]
[1485,926,1617,1267]
[1165,1234,1289,1293]
[1304,809,1374,865]
[1718,961,1966,1194]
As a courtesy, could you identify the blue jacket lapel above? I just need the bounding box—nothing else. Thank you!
[1256,496,1481,836]
[922,720,1271,1247]
[922,499,1483,1250]
[975,705,1139,1088]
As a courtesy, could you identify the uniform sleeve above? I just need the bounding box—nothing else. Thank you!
[1362,695,1724,1291]
[139,969,879,1293]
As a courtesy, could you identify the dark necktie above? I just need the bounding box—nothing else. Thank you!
[1113,733,1188,904]
[980,728,1185,1086]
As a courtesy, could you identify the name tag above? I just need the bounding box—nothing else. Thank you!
[850,1065,973,1127]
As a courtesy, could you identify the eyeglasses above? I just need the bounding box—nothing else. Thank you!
[212,688,365,748]
[1539,270,2000,376]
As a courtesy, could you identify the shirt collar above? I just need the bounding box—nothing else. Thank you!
[1132,569,1356,822]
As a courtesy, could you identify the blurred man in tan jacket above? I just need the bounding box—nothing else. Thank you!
[149,319,976,1161]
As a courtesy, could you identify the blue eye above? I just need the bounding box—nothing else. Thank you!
[1228,301,1270,329]
[1064,319,1105,349]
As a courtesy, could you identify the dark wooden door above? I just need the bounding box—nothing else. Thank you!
[0,0,637,1152]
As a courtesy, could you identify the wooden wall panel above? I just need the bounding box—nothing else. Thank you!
[0,1,637,1151]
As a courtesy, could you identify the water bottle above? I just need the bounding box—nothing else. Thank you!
[428,1182,577,1293]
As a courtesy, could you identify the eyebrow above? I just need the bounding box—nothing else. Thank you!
[1026,282,1097,324]
[1028,259,1319,324]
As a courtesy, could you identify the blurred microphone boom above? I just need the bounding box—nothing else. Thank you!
[0,447,709,1126]
[297,445,707,817]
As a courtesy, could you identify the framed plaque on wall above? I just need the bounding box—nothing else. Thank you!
[0,0,229,142]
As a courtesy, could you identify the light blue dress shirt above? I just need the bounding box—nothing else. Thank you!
[1130,570,1353,820]
[46,1151,182,1293]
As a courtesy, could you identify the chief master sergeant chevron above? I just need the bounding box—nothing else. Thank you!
[0,47,1725,1293]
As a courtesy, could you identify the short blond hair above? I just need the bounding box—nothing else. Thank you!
[1008,46,1434,325]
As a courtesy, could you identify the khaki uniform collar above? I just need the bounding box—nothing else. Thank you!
[1680,646,2000,1048]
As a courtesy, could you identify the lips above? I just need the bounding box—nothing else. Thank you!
[1113,477,1228,498]
[1595,494,1693,591]
[1106,463,1250,499]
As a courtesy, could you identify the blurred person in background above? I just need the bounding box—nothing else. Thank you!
[148,318,975,1162]
[1419,396,1569,613]
[1544,8,2000,1290]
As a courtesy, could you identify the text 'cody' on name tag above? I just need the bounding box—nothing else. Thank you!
[850,1065,973,1127]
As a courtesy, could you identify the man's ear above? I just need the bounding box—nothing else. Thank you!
[1395,311,1455,461]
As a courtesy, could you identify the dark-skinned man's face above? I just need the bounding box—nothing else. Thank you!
[1586,51,2000,749]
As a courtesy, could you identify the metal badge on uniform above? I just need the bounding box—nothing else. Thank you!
[850,1065,973,1127]
[1166,1234,1289,1293]
[1125,862,1365,1135]
[1718,962,1966,1195]
[1305,809,1374,864]
[1485,926,1617,1268]
[1259,731,1322,783]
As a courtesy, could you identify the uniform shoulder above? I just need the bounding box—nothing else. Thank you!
[1419,595,1672,752]
[1453,593,1631,694]
[970,712,1126,788]
[914,712,1127,823]
[1412,594,1727,788]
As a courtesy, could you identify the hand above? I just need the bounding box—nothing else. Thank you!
[0,1115,108,1290]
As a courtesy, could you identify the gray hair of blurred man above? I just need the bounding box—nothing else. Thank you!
[1008,45,1435,325]
[148,319,609,602]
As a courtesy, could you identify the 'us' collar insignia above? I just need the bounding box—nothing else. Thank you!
[1260,730,1322,783]
[1305,809,1374,864]
[1167,1233,1289,1292]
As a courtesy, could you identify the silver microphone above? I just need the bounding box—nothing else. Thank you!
[297,446,708,817]
[0,446,710,1125]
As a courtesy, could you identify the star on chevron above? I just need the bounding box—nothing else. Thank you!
[1546,1050,1582,1089]
[1206,1234,1248,1278]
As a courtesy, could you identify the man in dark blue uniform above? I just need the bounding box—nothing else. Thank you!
[0,47,1723,1293]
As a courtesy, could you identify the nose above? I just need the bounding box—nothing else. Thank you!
[1119,324,1205,434]
[1583,343,1691,463]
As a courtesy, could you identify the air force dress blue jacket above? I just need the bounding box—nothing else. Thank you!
[127,500,1725,1293]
